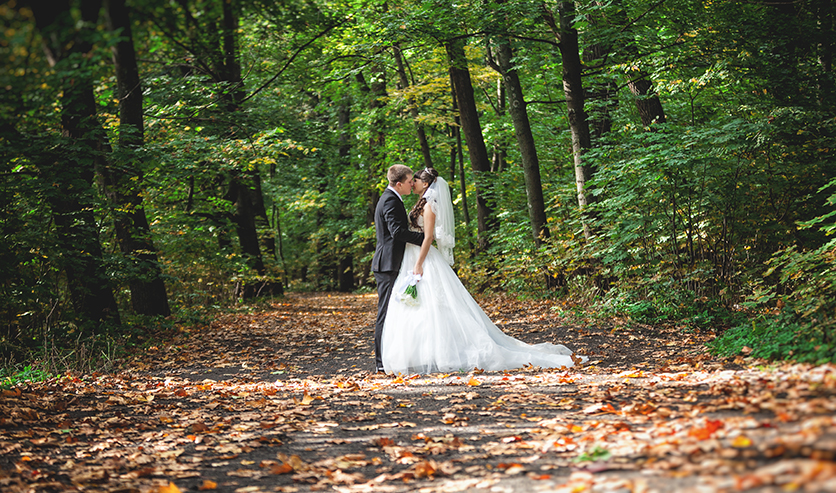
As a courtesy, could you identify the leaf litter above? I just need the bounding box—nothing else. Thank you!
[1,292,835,492]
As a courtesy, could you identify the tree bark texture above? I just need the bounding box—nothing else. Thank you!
[446,38,494,250]
[495,39,550,245]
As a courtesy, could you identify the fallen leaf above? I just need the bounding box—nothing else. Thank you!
[731,435,753,448]
[157,483,182,493]
[197,480,217,490]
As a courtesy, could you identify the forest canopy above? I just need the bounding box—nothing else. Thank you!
[1,0,834,369]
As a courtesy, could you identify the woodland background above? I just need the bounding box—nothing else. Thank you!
[0,0,834,377]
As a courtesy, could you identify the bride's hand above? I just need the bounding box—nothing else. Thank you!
[413,264,423,277]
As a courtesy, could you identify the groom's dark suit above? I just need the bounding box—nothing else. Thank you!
[372,187,424,371]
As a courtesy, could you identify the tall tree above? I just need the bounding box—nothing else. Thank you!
[356,66,389,281]
[543,1,596,240]
[488,37,550,245]
[446,38,494,249]
[137,0,272,294]
[102,0,170,316]
[31,0,121,327]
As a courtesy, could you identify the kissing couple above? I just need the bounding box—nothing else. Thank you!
[372,164,584,375]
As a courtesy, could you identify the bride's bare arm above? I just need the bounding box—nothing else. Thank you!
[412,203,435,276]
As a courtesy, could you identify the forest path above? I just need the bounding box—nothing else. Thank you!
[2,293,835,493]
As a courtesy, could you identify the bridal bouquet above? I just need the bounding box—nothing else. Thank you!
[395,271,422,307]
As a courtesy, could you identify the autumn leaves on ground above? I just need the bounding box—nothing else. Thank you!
[2,293,836,493]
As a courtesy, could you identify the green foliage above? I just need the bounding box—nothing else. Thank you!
[712,178,836,363]
[573,445,612,463]
[0,365,53,390]
[1,0,834,368]
[710,314,835,364]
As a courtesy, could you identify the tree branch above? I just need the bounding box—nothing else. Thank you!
[240,20,346,104]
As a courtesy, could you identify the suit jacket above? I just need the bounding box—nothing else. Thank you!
[372,188,425,273]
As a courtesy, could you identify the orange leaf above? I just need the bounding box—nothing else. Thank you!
[373,437,395,447]
[270,463,294,474]
[688,419,723,440]
[197,480,217,490]
[467,377,481,386]
[413,460,436,478]
[157,483,182,493]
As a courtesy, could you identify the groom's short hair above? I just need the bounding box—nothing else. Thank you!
[388,164,414,185]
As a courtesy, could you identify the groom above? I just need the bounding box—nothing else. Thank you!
[372,164,425,373]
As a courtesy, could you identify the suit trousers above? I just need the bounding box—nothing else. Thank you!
[374,270,398,371]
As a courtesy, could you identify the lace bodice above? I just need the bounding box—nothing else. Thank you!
[409,214,424,233]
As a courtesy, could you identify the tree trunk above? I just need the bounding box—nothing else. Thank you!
[103,0,170,317]
[337,97,355,291]
[628,75,667,126]
[601,0,666,128]
[32,0,121,328]
[450,88,473,250]
[820,0,833,74]
[491,79,507,172]
[249,172,276,265]
[816,0,834,104]
[583,42,617,140]
[446,38,494,250]
[221,0,244,108]
[356,69,387,282]
[393,44,433,169]
[544,2,596,239]
[494,39,550,245]
[218,1,269,287]
[228,176,266,276]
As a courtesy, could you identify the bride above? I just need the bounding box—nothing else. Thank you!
[381,167,585,375]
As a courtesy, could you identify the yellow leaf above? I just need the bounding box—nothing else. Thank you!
[731,435,753,448]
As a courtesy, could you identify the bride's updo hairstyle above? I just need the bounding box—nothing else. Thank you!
[409,167,439,228]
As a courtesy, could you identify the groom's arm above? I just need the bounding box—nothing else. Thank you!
[399,229,424,246]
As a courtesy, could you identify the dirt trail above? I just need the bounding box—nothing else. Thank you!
[1,293,835,493]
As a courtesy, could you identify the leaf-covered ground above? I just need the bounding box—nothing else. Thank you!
[2,293,836,493]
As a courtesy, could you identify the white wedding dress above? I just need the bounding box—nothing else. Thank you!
[381,180,584,375]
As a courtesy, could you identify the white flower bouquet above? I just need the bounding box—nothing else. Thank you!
[394,271,422,307]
